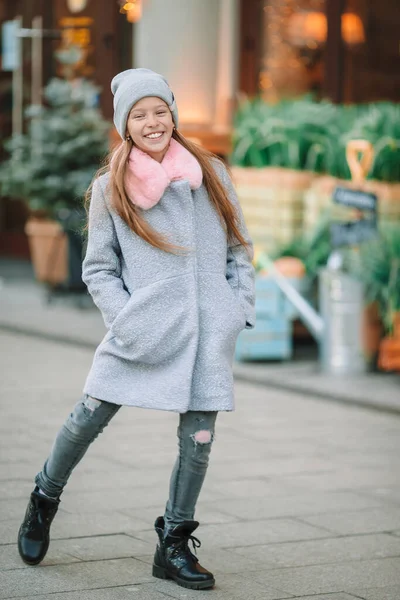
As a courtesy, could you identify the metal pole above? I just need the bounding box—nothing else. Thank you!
[31,16,43,106]
[12,16,23,138]
[31,16,43,157]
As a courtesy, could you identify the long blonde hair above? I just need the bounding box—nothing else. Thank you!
[85,130,249,254]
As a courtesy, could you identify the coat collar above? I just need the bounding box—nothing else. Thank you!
[124,138,203,210]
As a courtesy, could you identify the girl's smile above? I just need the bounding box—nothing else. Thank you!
[144,132,164,139]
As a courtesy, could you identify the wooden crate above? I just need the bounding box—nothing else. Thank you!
[255,276,309,320]
[236,317,292,361]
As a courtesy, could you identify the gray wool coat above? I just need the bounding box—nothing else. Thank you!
[82,161,255,413]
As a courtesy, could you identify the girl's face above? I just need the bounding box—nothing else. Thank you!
[126,97,174,163]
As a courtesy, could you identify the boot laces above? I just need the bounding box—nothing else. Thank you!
[26,499,56,527]
[25,503,36,528]
[176,533,201,559]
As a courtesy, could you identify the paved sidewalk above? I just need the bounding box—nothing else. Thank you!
[1,329,400,599]
[0,258,399,415]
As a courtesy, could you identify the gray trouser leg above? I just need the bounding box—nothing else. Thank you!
[35,395,120,498]
[164,410,218,534]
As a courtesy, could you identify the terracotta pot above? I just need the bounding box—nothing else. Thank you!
[24,218,68,284]
[378,336,400,372]
[362,302,384,365]
[259,256,306,278]
[392,312,400,339]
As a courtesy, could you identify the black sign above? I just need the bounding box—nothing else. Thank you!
[333,187,377,212]
[330,218,378,248]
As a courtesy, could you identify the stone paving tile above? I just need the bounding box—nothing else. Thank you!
[0,585,170,600]
[230,533,400,568]
[0,480,44,501]
[130,518,332,549]
[120,505,238,528]
[275,468,400,494]
[0,558,152,599]
[1,512,143,545]
[297,507,400,535]
[206,491,386,521]
[210,444,274,463]
[334,450,399,469]
[43,534,154,562]
[246,557,400,596]
[0,544,80,571]
[205,460,337,482]
[50,512,140,539]
[204,477,299,499]
[151,574,293,600]
[205,477,306,498]
[229,438,327,460]
[215,456,341,477]
[287,595,361,600]
[63,468,170,494]
[347,585,400,600]
[232,359,400,415]
[1,520,28,545]
[90,452,176,470]
[0,532,153,567]
[57,484,226,515]
[58,489,167,515]
[0,332,94,392]
[356,486,400,505]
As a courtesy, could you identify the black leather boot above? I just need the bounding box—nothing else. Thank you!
[18,487,60,565]
[152,516,215,590]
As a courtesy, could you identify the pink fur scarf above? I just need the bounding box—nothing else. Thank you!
[124,138,203,210]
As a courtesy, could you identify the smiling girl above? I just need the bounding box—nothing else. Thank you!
[18,68,255,591]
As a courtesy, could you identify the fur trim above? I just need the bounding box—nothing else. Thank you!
[125,138,203,210]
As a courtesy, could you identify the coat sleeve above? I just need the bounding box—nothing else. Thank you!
[82,177,130,329]
[219,163,256,330]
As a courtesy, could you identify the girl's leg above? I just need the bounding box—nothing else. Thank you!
[35,394,120,498]
[152,411,217,590]
[19,394,120,566]
[164,410,217,533]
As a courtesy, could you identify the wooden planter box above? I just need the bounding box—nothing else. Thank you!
[231,167,315,254]
[236,272,309,362]
[235,317,292,362]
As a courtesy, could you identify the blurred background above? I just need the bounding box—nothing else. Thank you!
[0,0,399,383]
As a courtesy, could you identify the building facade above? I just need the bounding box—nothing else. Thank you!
[0,0,399,257]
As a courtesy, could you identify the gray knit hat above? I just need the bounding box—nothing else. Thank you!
[111,68,179,139]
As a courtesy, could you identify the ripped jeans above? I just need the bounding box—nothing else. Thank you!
[35,395,217,534]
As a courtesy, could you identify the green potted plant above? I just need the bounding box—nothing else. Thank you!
[303,102,400,233]
[230,97,330,255]
[230,98,400,256]
[0,77,110,287]
[350,224,400,371]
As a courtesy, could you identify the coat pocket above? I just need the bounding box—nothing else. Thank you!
[223,278,247,329]
[109,274,196,365]
[197,272,246,339]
